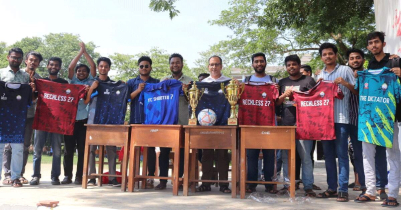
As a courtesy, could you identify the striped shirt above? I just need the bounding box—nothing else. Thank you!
[316,64,355,124]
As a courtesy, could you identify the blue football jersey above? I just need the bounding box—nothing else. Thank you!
[194,81,231,125]
[94,81,129,125]
[356,67,401,148]
[0,82,32,143]
[139,79,182,125]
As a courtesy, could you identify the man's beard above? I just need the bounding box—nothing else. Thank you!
[48,70,58,76]
[253,67,265,74]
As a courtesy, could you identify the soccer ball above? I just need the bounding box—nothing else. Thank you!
[198,109,217,126]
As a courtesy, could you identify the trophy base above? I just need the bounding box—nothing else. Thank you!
[227,118,238,126]
[188,119,198,125]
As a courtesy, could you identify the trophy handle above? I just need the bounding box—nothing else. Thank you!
[220,82,227,98]
[199,88,205,99]
[239,83,245,96]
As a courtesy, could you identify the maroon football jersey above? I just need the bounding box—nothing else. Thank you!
[33,79,87,135]
[238,83,279,125]
[292,81,343,140]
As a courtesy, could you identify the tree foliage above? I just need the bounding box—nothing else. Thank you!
[149,0,180,19]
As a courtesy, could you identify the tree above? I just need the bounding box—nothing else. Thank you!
[0,42,8,68]
[149,0,180,19]
[111,47,194,81]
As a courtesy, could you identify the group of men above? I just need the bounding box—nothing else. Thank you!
[0,30,400,207]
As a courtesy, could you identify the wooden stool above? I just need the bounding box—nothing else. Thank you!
[183,126,238,198]
[239,125,296,198]
[128,125,183,195]
[82,124,130,191]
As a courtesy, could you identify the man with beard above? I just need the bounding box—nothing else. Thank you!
[127,56,160,189]
[2,51,42,185]
[300,65,313,77]
[276,54,317,196]
[152,53,193,190]
[315,43,356,202]
[0,48,35,187]
[30,57,68,185]
[243,52,278,194]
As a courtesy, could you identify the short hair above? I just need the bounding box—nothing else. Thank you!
[96,57,111,66]
[367,31,385,45]
[25,51,43,62]
[251,52,266,63]
[75,64,90,73]
[8,48,23,56]
[198,73,210,79]
[346,48,365,59]
[208,55,222,64]
[138,56,152,66]
[319,43,338,56]
[48,57,62,66]
[284,54,301,65]
[169,53,183,63]
[300,64,312,72]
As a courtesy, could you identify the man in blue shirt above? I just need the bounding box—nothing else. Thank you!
[127,56,159,188]
[61,42,95,185]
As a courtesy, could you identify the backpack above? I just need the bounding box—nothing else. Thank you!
[244,75,277,83]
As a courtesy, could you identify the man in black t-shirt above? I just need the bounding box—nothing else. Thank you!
[276,55,316,196]
[30,57,68,186]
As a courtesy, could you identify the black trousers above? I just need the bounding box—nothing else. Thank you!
[63,119,87,179]
[147,147,184,183]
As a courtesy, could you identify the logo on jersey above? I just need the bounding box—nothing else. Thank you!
[382,83,388,91]
[364,83,369,89]
[319,91,325,97]
[1,93,6,100]
[204,88,209,94]
[66,89,71,94]
[261,92,267,98]
[104,89,110,95]
[16,95,21,101]
[116,90,121,95]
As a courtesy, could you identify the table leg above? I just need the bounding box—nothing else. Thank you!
[98,145,104,187]
[183,130,190,196]
[82,142,90,189]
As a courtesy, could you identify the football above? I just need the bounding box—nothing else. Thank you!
[198,109,217,126]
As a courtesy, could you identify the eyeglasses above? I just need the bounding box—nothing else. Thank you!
[139,65,149,69]
[209,63,221,67]
[10,56,23,61]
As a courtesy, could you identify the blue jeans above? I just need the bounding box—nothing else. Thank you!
[1,143,23,180]
[375,145,388,189]
[322,123,349,193]
[296,140,314,190]
[349,124,365,189]
[276,150,282,176]
[32,130,62,178]
[247,149,275,188]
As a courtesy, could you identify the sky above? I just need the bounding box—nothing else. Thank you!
[0,0,233,68]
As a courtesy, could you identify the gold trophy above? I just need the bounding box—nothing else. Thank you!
[184,83,204,125]
[221,80,245,125]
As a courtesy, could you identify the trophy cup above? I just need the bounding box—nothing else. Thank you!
[184,83,204,125]
[221,80,245,125]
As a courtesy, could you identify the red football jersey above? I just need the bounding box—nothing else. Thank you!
[33,79,87,135]
[292,81,343,140]
[238,83,279,125]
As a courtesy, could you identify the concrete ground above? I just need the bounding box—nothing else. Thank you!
[0,161,399,210]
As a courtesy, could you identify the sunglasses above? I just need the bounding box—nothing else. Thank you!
[139,65,149,69]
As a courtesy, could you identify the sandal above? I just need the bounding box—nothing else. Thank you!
[352,185,362,191]
[354,194,375,203]
[246,186,256,193]
[219,186,231,193]
[2,177,12,185]
[295,182,301,190]
[336,192,349,202]
[316,189,338,198]
[348,182,355,188]
[19,177,28,184]
[277,187,289,195]
[377,189,388,201]
[12,179,23,187]
[154,183,166,190]
[196,184,211,192]
[265,186,278,194]
[312,184,321,190]
[304,189,316,197]
[381,198,400,208]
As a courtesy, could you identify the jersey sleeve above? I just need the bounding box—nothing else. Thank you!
[272,85,279,100]
[333,83,344,100]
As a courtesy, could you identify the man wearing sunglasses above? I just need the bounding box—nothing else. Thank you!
[127,56,160,189]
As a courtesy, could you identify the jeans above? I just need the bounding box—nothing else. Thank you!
[276,150,282,177]
[0,143,4,180]
[321,123,349,193]
[0,143,22,180]
[32,130,62,179]
[3,117,34,177]
[88,145,117,180]
[63,119,87,179]
[247,149,275,189]
[296,140,314,190]
[348,124,365,189]
[387,121,401,198]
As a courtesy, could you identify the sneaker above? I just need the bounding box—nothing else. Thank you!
[109,179,121,187]
[74,177,82,185]
[87,179,96,186]
[30,177,40,185]
[51,177,61,185]
[146,179,154,189]
[61,176,72,184]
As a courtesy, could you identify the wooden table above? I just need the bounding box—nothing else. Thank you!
[183,126,238,198]
[82,124,130,191]
[128,125,183,195]
[239,125,296,198]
